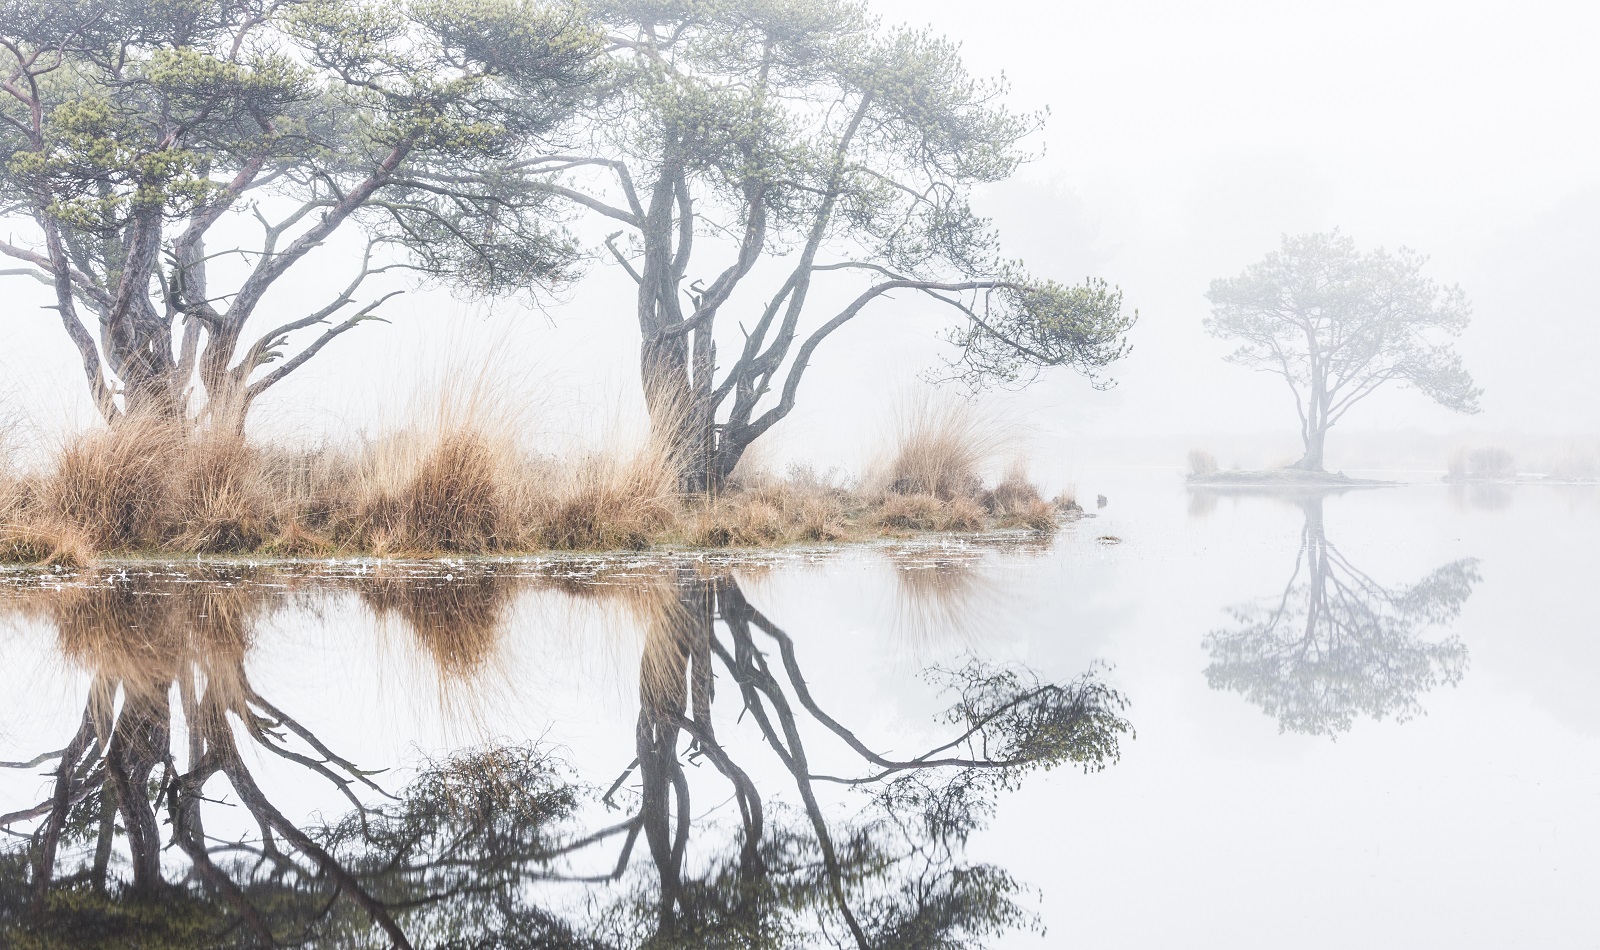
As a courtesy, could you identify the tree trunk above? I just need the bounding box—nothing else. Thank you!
[642,327,739,496]
[1293,426,1327,472]
[641,345,701,491]
[635,572,699,929]
[105,683,170,894]
[706,433,752,494]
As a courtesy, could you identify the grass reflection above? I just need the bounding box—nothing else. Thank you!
[0,559,1131,948]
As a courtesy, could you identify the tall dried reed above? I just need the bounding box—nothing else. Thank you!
[518,439,681,551]
[45,414,184,549]
[877,395,1008,500]
[0,380,1069,562]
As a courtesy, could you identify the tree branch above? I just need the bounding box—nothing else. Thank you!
[0,237,112,310]
[244,292,400,402]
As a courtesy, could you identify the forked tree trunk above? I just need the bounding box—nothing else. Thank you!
[641,330,750,496]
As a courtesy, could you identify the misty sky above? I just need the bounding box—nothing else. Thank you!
[3,0,1596,473]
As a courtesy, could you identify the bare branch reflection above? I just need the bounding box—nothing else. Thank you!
[0,560,1131,948]
[594,569,1130,948]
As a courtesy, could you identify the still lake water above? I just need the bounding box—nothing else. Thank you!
[1,471,1595,948]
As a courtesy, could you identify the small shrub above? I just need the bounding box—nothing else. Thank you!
[1052,484,1081,513]
[1187,449,1218,477]
[1447,446,1516,481]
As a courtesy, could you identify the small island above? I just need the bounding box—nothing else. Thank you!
[1184,467,1395,488]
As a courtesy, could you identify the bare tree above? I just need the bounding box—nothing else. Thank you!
[0,0,599,424]
[1205,232,1480,471]
[511,0,1133,491]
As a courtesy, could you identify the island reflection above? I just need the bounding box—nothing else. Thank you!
[1198,492,1479,736]
[0,560,1130,948]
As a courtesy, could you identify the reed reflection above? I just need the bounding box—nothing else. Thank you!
[0,560,1130,947]
[1448,481,1514,512]
[885,537,1048,649]
[1199,493,1479,736]
[354,564,527,679]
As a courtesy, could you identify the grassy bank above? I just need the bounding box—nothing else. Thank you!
[0,408,1076,567]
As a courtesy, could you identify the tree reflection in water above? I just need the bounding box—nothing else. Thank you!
[1201,494,1479,736]
[0,562,1131,948]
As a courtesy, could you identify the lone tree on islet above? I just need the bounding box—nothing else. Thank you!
[1205,231,1480,472]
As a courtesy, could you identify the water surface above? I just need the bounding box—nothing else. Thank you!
[1,473,1594,947]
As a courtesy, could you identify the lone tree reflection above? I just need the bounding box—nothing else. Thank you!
[0,565,1131,947]
[1202,494,1478,736]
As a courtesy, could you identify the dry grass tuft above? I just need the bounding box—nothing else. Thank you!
[344,425,514,555]
[0,379,1067,559]
[526,443,680,551]
[686,467,852,547]
[263,520,336,558]
[395,430,507,553]
[45,414,183,550]
[167,430,272,553]
[874,493,985,532]
[862,395,1054,534]
[1052,484,1081,513]
[982,461,1056,530]
[15,417,275,556]
[688,497,785,547]
[0,519,95,567]
[879,396,1005,500]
